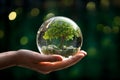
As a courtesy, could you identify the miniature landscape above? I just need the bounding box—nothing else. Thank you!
[40,18,81,58]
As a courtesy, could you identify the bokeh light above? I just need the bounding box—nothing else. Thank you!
[112,26,119,34]
[30,8,40,16]
[61,0,74,6]
[97,24,104,31]
[8,11,17,20]
[100,0,110,8]
[87,47,97,57]
[113,16,120,26]
[20,36,29,45]
[86,2,96,11]
[103,26,112,34]
[102,37,111,47]
[0,30,4,39]
[44,13,55,21]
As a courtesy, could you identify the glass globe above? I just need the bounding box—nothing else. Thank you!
[36,16,83,59]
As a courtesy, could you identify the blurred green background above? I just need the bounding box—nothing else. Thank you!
[0,0,120,80]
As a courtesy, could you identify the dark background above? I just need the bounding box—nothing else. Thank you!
[0,0,120,80]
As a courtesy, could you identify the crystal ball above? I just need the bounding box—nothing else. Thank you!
[36,16,83,58]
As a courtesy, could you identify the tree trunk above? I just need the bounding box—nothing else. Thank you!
[59,36,65,49]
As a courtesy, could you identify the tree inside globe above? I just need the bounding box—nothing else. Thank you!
[36,16,83,59]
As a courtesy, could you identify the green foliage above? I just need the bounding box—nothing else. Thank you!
[43,20,79,41]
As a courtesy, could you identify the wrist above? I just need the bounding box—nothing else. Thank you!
[0,51,18,69]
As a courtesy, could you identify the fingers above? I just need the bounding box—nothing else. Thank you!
[16,49,63,67]
[38,50,86,62]
[20,49,63,62]
[31,51,63,62]
[80,50,87,56]
[51,51,86,71]
[38,50,87,72]
[38,54,63,62]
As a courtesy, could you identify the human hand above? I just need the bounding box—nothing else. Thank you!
[16,49,87,74]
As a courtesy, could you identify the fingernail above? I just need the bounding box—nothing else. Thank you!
[81,50,87,56]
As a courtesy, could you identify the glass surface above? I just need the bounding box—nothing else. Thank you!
[36,16,83,58]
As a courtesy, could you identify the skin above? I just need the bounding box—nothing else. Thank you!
[0,49,87,74]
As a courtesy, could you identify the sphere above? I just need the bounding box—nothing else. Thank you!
[36,16,83,58]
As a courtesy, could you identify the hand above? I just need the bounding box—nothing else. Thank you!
[17,49,87,74]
